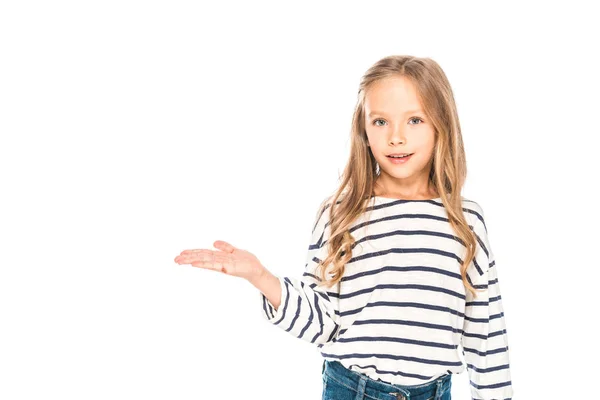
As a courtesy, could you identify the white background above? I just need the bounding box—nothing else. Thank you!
[1,1,598,399]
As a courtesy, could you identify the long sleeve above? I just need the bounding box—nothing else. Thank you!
[259,197,341,346]
[461,207,514,400]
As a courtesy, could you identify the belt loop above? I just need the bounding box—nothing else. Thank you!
[434,376,444,400]
[322,360,326,374]
[355,373,367,399]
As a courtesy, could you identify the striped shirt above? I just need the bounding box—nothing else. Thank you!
[260,195,513,400]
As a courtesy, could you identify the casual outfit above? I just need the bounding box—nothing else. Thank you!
[260,195,513,400]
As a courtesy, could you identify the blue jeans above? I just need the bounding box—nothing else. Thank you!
[322,360,452,400]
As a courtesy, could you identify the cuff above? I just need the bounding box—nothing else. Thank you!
[260,275,287,324]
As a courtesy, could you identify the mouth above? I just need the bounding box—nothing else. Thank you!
[386,153,414,159]
[386,153,414,164]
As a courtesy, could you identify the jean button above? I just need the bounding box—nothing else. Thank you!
[389,393,406,400]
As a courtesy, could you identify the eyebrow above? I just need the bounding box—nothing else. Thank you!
[367,109,424,118]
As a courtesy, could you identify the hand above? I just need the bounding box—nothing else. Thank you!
[174,240,266,282]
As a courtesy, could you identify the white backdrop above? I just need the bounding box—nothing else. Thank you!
[1,1,598,399]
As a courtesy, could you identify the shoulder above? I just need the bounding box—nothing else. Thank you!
[310,194,335,235]
[315,195,334,221]
[459,196,487,231]
[459,198,496,279]
[314,193,346,220]
[311,193,347,238]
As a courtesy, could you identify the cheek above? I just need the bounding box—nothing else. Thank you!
[413,132,436,152]
[366,131,385,147]
[367,141,386,159]
[365,135,379,151]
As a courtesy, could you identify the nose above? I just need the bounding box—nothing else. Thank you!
[389,126,406,145]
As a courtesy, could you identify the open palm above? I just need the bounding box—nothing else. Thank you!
[174,240,264,282]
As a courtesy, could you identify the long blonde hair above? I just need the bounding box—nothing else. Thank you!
[315,55,483,298]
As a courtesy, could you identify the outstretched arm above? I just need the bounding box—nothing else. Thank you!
[254,197,341,346]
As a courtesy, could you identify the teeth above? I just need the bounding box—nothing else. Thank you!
[390,154,410,158]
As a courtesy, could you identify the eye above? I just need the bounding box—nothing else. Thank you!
[371,117,424,127]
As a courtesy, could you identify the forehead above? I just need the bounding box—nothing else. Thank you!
[364,76,423,116]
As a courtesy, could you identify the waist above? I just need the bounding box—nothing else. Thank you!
[322,359,452,398]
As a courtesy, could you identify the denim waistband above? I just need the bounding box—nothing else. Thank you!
[322,359,452,400]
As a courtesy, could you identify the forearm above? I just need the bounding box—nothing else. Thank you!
[248,267,282,311]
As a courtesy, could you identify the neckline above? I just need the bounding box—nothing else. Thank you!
[371,195,442,202]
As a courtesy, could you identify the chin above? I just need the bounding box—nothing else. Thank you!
[386,170,416,179]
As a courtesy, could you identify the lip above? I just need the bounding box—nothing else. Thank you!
[386,153,413,164]
[387,152,414,157]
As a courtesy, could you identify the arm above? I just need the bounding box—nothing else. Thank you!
[461,207,514,400]
[254,197,341,346]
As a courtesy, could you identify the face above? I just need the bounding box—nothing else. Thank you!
[364,75,437,197]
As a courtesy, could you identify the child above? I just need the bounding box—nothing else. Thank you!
[174,55,513,400]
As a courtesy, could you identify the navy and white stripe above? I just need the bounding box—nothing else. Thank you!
[260,196,513,400]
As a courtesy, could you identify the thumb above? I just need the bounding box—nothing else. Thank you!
[213,240,236,253]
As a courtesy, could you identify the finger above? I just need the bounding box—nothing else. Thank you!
[176,250,235,275]
[175,250,214,264]
[176,249,212,262]
[213,240,236,253]
[191,260,224,273]
[185,251,215,267]
[183,251,227,265]
[190,253,230,274]
[179,248,211,255]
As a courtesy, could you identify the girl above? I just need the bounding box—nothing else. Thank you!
[174,55,513,400]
